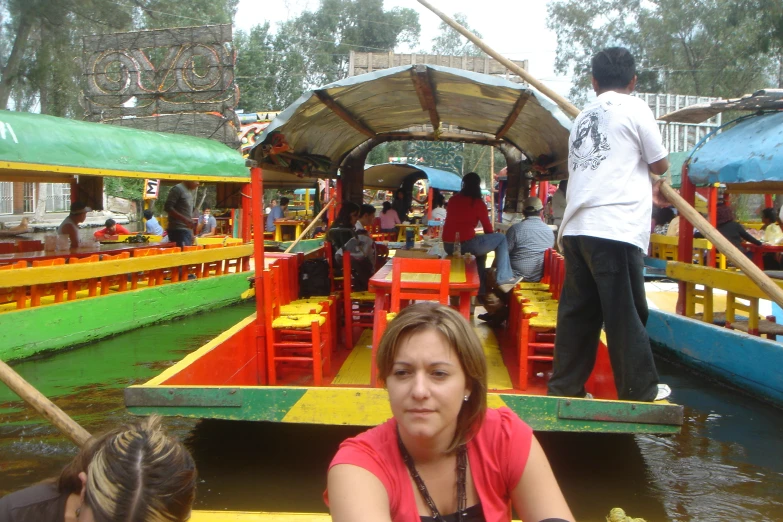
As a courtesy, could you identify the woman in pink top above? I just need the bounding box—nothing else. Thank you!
[442,172,519,297]
[327,303,574,522]
[379,201,401,232]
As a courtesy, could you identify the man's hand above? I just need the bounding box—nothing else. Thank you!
[652,176,669,207]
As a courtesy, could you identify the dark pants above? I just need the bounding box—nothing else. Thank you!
[547,235,660,402]
[167,228,194,248]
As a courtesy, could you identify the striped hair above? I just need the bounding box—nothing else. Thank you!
[84,416,196,522]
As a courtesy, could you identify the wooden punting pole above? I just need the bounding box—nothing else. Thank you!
[416,0,783,309]
[284,199,335,254]
[0,359,92,447]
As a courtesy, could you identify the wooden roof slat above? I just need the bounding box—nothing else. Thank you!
[314,90,376,138]
[411,65,441,130]
[495,92,530,140]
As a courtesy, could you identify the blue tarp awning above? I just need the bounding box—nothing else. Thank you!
[688,112,783,186]
[293,188,316,194]
[363,163,463,191]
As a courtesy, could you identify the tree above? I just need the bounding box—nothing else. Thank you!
[233,0,421,112]
[548,0,776,104]
[430,14,484,57]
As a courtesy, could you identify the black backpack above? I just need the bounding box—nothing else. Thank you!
[298,259,332,298]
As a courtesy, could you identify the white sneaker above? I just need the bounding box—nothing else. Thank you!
[654,384,672,401]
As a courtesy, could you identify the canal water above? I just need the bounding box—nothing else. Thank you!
[1,303,782,521]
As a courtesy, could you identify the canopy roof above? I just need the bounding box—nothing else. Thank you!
[250,64,572,180]
[363,163,462,191]
[660,89,783,124]
[688,112,783,188]
[0,110,249,183]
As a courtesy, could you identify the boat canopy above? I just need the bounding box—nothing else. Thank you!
[293,188,316,194]
[0,110,249,183]
[364,163,462,192]
[688,112,783,188]
[250,64,572,179]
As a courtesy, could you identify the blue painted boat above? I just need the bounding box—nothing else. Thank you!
[650,94,783,409]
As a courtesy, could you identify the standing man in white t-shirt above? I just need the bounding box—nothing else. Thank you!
[548,47,671,403]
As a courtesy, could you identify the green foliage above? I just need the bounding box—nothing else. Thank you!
[429,14,484,57]
[547,0,777,104]
[234,0,420,112]
[104,177,145,201]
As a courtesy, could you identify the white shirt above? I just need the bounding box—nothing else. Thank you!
[559,91,668,251]
[431,207,447,221]
[551,188,566,227]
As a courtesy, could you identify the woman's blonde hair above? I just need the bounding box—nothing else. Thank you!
[61,415,196,522]
[377,303,488,452]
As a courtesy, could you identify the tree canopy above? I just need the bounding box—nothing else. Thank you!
[548,0,779,104]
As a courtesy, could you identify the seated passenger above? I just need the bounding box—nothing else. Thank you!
[0,416,196,521]
[328,201,375,291]
[196,207,218,237]
[93,218,130,241]
[697,204,761,258]
[379,201,401,233]
[506,197,555,282]
[355,204,376,232]
[143,209,164,236]
[442,172,521,296]
[327,303,574,522]
[431,190,447,222]
[266,197,288,232]
[58,202,90,248]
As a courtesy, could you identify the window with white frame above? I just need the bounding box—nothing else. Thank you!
[45,183,71,212]
[0,182,12,215]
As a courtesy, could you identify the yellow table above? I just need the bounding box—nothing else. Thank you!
[274,220,307,241]
[395,223,428,242]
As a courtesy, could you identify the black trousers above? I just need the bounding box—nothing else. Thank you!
[547,236,660,401]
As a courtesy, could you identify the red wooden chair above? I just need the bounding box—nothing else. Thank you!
[0,243,15,254]
[181,245,204,279]
[201,244,224,278]
[130,248,161,289]
[0,261,28,309]
[263,263,331,386]
[30,258,66,306]
[66,254,100,300]
[341,251,375,350]
[99,252,131,295]
[155,246,182,284]
[371,258,451,386]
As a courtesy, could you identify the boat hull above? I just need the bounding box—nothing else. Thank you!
[647,309,783,408]
[0,272,251,362]
[125,384,682,435]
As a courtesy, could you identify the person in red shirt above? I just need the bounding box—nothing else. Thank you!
[442,172,521,296]
[93,218,130,240]
[327,303,574,522]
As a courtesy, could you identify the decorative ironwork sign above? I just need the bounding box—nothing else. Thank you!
[81,24,240,148]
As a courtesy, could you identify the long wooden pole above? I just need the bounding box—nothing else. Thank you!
[416,0,783,309]
[284,199,335,254]
[0,358,91,447]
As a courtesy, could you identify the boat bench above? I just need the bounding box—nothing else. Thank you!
[667,261,783,338]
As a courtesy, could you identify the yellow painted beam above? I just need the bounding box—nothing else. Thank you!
[650,233,712,249]
[191,511,329,521]
[666,261,783,300]
[0,245,254,288]
[0,161,249,183]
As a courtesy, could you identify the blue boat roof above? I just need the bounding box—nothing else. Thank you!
[364,163,463,191]
[293,188,316,194]
[688,112,783,186]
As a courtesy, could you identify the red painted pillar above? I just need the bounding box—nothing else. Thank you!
[538,181,549,220]
[427,187,433,222]
[765,194,773,208]
[335,178,343,217]
[707,184,718,267]
[529,181,537,197]
[677,162,695,315]
[70,180,79,204]
[241,183,252,243]
[250,166,267,385]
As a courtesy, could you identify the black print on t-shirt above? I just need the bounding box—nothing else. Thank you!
[571,108,610,171]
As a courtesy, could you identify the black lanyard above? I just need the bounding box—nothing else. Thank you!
[397,429,467,521]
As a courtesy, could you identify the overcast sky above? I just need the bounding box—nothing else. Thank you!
[233,0,573,96]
